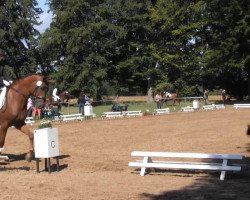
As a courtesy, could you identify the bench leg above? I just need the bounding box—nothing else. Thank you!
[220,159,228,181]
[56,157,60,172]
[140,156,153,176]
[47,158,51,173]
[0,155,9,160]
[36,158,40,173]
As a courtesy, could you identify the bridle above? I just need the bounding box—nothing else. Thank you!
[8,81,48,100]
[31,84,48,100]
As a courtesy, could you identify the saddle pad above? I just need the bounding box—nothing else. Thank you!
[0,87,7,109]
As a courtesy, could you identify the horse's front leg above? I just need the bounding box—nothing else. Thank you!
[0,124,9,151]
[15,123,34,162]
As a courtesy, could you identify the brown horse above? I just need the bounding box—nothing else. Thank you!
[46,90,71,112]
[59,90,72,103]
[0,74,52,161]
[162,92,180,106]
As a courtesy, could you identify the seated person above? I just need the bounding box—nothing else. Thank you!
[27,97,34,117]
[43,103,52,119]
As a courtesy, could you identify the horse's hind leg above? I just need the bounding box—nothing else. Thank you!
[172,99,175,106]
[178,99,181,105]
[0,124,8,149]
[58,103,61,112]
[15,123,34,162]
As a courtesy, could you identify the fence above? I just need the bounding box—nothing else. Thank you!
[56,96,205,116]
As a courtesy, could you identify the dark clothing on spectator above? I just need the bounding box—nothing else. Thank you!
[85,95,90,103]
[35,98,44,109]
[33,98,44,119]
[203,90,209,105]
[78,96,85,115]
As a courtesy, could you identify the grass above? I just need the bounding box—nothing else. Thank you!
[60,99,209,117]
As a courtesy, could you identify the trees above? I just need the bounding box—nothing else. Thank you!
[150,0,249,98]
[0,0,42,79]
[150,0,206,96]
[41,0,249,99]
[42,0,155,99]
[202,0,249,99]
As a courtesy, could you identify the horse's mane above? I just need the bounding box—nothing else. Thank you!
[11,74,48,86]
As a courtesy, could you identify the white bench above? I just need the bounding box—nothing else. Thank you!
[0,148,9,160]
[233,104,250,109]
[181,106,195,112]
[203,105,214,111]
[101,111,124,119]
[123,110,143,117]
[203,104,225,111]
[25,117,35,125]
[153,108,170,115]
[214,104,225,109]
[60,113,84,122]
[128,151,244,180]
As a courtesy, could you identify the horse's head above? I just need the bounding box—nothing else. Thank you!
[165,92,171,98]
[32,75,54,100]
[18,74,55,102]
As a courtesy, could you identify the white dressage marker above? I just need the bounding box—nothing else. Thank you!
[129,151,244,180]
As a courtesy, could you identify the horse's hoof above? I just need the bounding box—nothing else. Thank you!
[25,154,33,162]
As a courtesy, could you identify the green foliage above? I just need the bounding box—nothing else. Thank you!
[38,119,53,129]
[0,0,247,100]
[0,0,42,78]
[150,0,249,98]
[41,0,155,99]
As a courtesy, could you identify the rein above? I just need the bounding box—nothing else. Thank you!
[8,85,27,98]
[8,85,46,100]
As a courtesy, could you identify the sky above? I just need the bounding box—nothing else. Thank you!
[35,0,53,33]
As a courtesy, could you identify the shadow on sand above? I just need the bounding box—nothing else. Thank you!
[140,143,250,200]
[0,154,70,172]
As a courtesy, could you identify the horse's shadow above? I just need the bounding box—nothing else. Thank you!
[7,153,27,162]
[0,166,30,171]
[140,156,250,200]
[0,153,70,172]
[0,153,30,171]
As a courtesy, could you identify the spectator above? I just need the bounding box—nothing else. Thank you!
[27,97,33,117]
[222,90,226,105]
[154,92,162,109]
[85,94,90,104]
[203,89,209,105]
[78,93,85,115]
[33,98,44,120]
[43,103,52,119]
